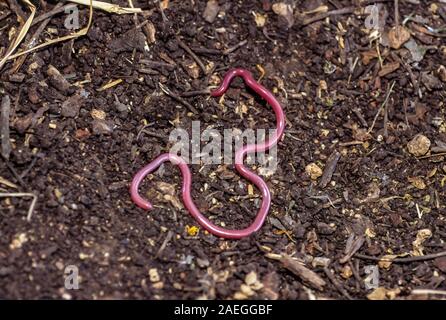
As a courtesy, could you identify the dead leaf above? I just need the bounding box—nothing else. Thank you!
[388,25,411,49]
[412,229,432,256]
[407,176,426,190]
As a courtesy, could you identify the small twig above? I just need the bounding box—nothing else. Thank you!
[155,230,174,259]
[159,83,199,114]
[354,250,446,263]
[367,81,395,134]
[11,2,63,74]
[1,95,11,160]
[0,192,37,221]
[32,3,73,26]
[180,89,211,97]
[392,52,421,98]
[394,0,399,26]
[158,0,168,22]
[191,40,247,56]
[176,36,208,75]
[223,39,248,55]
[353,108,368,128]
[302,7,354,26]
[383,91,389,138]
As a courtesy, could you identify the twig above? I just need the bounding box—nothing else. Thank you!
[354,250,446,263]
[1,95,11,160]
[159,83,199,114]
[302,7,354,26]
[11,3,63,74]
[223,39,248,55]
[32,4,73,26]
[411,289,446,296]
[0,192,37,221]
[180,89,211,97]
[353,107,368,128]
[190,39,248,56]
[155,230,174,259]
[394,0,399,26]
[367,81,395,134]
[392,52,421,98]
[176,36,208,75]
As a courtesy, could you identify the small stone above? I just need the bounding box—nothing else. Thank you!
[9,233,28,250]
[196,257,210,268]
[149,268,160,282]
[92,119,114,135]
[240,284,255,297]
[47,65,71,93]
[245,271,258,286]
[61,94,84,118]
[316,222,335,235]
[407,134,431,157]
[182,60,200,79]
[305,163,323,180]
[203,0,220,23]
[233,292,248,300]
[152,281,164,289]
[91,108,106,120]
[340,265,352,279]
[437,65,446,82]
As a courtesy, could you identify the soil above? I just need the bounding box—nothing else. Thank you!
[0,0,446,300]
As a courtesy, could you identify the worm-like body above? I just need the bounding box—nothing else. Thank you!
[130,68,285,239]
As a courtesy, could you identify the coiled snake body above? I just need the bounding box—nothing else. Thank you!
[130,68,285,239]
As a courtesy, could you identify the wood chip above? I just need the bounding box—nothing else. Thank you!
[267,253,326,290]
[319,151,341,188]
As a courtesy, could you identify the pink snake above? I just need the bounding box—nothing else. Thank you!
[130,68,285,239]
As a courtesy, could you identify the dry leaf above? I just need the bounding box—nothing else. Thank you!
[388,25,411,49]
[412,229,432,256]
[407,177,426,190]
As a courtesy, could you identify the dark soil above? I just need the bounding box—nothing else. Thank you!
[0,0,445,300]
